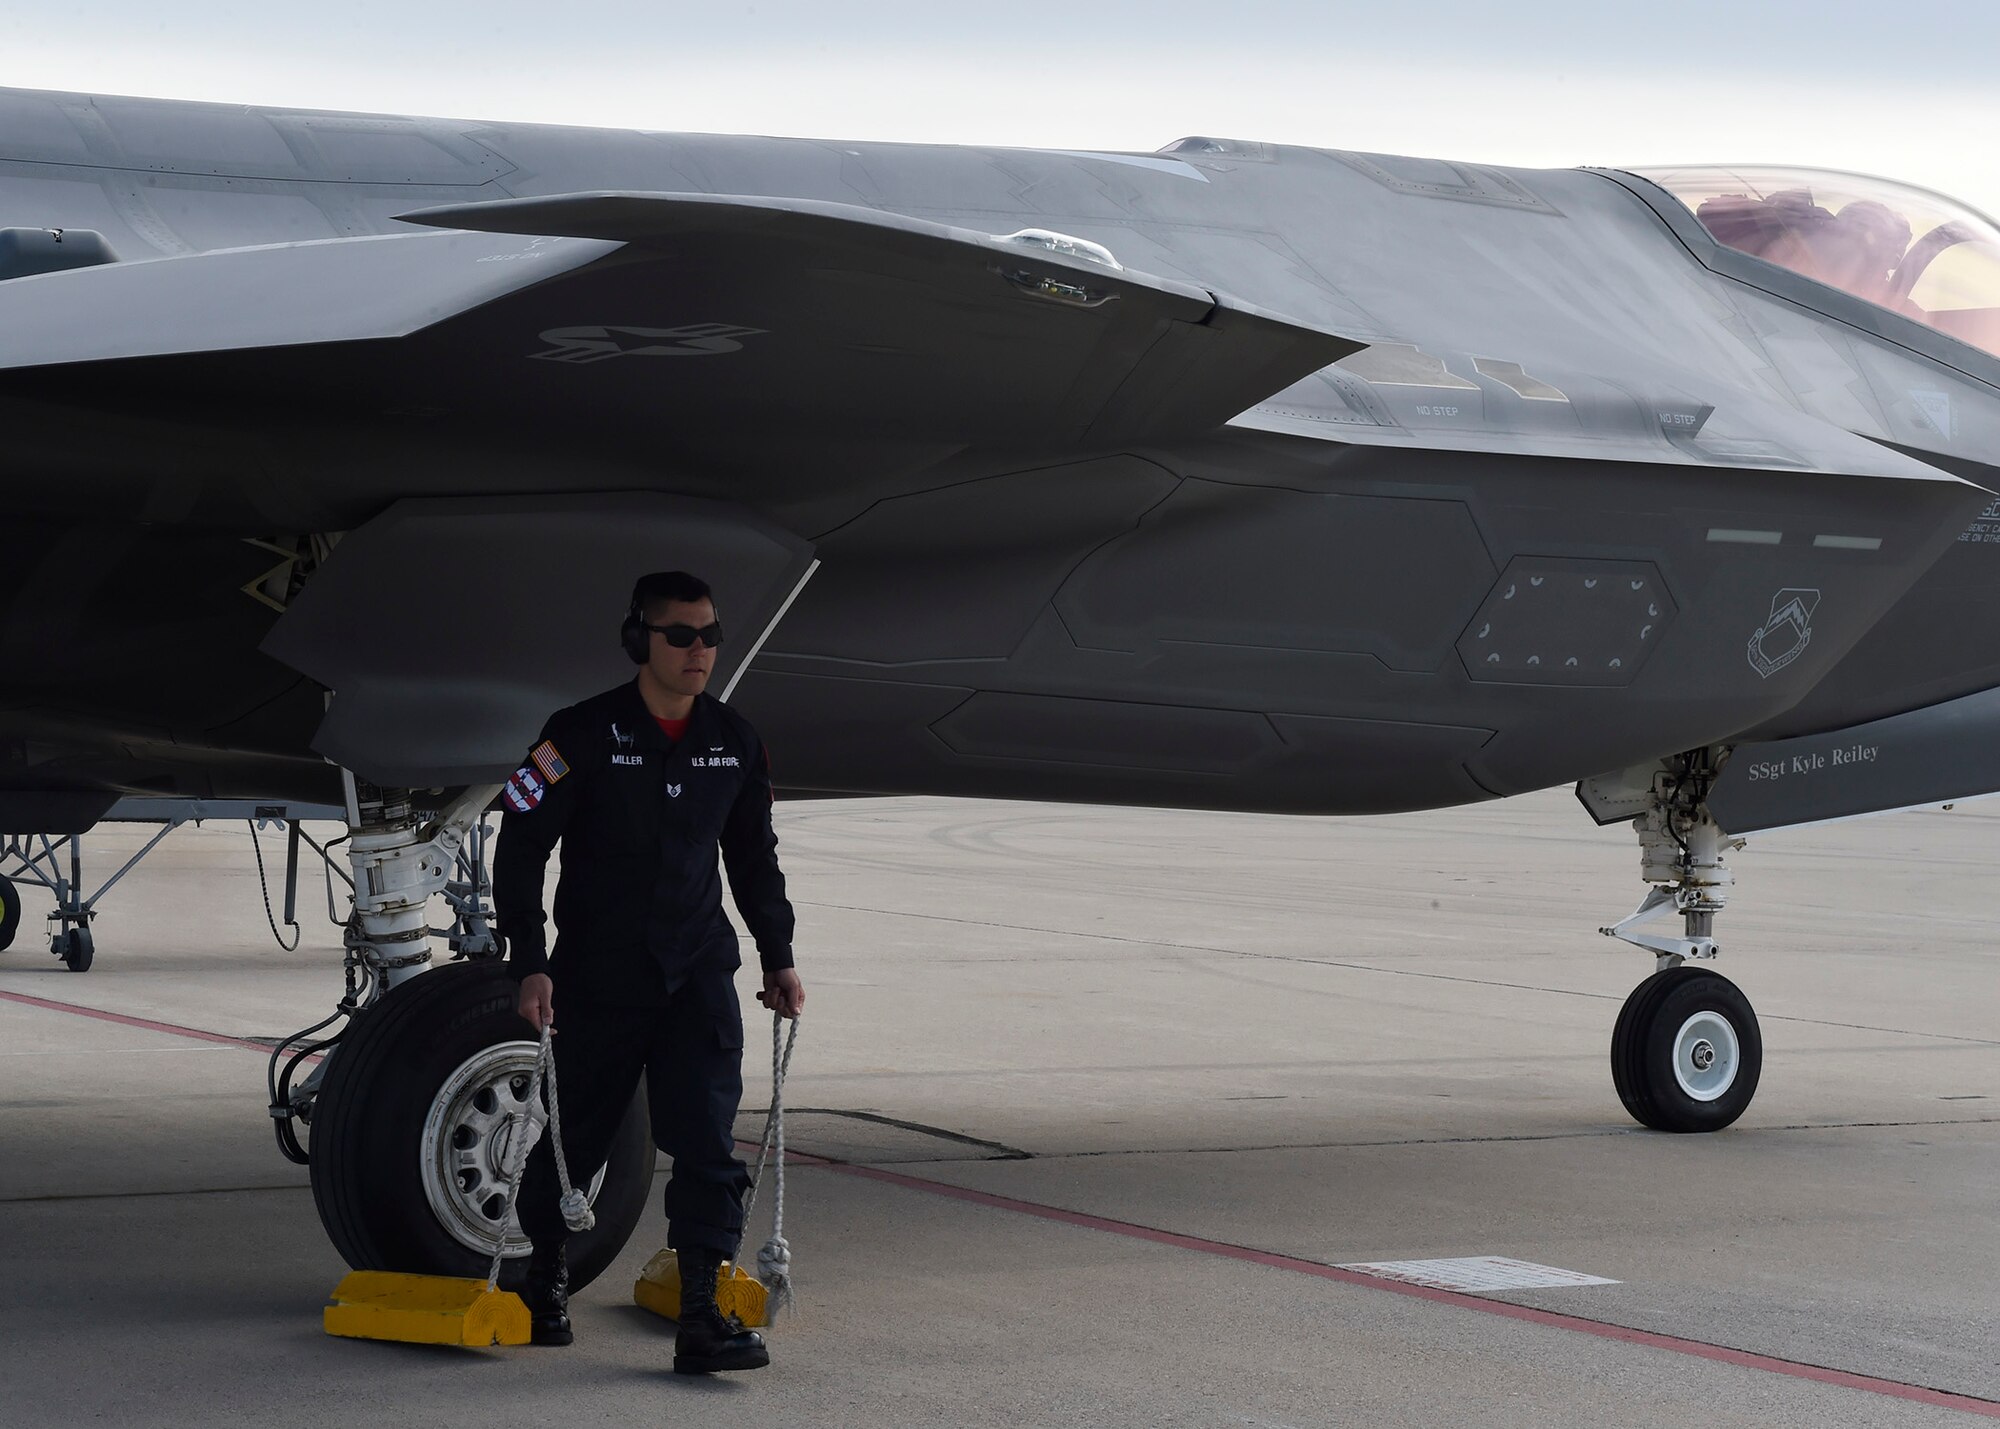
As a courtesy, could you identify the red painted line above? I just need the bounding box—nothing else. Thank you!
[0,989,276,1055]
[811,1159,2000,1419]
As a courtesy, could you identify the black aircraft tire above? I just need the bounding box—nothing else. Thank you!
[0,874,19,952]
[1609,966,1680,1125]
[1611,966,1761,1133]
[309,962,654,1292]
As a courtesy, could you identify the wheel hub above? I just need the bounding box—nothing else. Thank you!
[420,1041,608,1258]
[1671,1010,1740,1103]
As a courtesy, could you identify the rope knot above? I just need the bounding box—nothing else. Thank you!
[757,1233,794,1318]
[558,1188,596,1233]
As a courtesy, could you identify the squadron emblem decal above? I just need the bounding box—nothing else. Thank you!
[1748,589,1820,679]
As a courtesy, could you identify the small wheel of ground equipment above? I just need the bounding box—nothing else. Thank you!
[58,926,94,972]
[309,962,654,1292]
[1610,966,1760,1132]
[0,874,20,952]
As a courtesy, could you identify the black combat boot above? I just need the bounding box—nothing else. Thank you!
[673,1251,769,1374]
[522,1240,573,1346]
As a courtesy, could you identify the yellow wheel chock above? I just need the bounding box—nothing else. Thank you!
[633,1249,770,1328]
[323,1270,531,1347]
[321,1024,575,1350]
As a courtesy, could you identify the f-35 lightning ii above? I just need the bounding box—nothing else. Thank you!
[3,87,1998,1289]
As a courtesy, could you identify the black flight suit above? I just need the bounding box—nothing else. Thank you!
[493,680,795,1257]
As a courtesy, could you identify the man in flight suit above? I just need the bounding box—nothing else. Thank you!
[493,569,805,1375]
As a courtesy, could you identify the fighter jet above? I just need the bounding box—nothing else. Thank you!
[2,86,1997,1291]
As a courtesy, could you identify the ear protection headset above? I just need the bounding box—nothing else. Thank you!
[619,584,651,664]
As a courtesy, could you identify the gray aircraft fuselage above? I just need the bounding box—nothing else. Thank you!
[1,87,1996,821]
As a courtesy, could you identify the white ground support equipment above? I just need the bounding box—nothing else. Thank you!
[0,797,346,971]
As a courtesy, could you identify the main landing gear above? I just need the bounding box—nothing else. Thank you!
[1594,749,1763,1132]
[287,779,652,1293]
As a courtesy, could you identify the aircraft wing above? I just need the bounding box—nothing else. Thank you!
[0,191,1360,454]
[0,228,619,367]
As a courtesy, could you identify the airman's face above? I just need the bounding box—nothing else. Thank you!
[644,597,719,698]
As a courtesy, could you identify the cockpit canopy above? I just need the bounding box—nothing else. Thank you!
[1633,166,2000,361]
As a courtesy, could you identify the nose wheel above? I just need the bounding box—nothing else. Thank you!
[1611,966,1762,1132]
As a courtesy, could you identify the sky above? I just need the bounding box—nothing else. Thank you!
[5,1,1999,217]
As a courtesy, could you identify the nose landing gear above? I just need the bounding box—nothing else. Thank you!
[1584,748,1764,1132]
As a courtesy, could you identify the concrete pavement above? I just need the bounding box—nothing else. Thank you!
[1,789,1995,1425]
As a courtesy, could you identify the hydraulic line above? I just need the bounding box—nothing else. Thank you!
[266,952,375,1165]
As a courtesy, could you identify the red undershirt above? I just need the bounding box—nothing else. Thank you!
[654,715,690,744]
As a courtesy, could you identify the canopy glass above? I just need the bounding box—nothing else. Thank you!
[1634,166,2000,360]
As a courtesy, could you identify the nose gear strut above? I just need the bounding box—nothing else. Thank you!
[1596,748,1747,969]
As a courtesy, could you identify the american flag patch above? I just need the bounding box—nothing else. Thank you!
[503,766,545,812]
[532,741,570,783]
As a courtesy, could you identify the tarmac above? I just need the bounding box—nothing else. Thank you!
[1,787,1995,1427]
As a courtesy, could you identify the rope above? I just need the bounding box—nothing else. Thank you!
[742,1012,800,1317]
[543,1029,596,1236]
[485,1023,593,1292]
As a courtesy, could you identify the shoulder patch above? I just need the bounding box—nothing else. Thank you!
[531,741,570,783]
[503,766,545,812]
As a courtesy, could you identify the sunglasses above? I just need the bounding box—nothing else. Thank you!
[643,621,724,649]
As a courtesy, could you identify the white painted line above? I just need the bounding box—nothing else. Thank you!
[1337,1256,1620,1292]
[1707,528,1783,545]
[1813,534,1883,550]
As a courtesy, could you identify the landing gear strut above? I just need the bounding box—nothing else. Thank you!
[1590,749,1764,1132]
